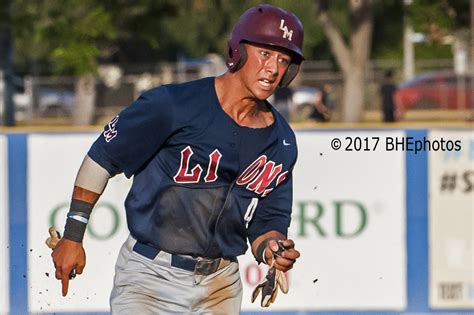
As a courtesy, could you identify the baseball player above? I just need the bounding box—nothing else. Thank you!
[50,4,304,314]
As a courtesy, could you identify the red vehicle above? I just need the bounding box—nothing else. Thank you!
[394,71,474,115]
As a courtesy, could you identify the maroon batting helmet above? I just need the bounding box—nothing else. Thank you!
[226,4,304,87]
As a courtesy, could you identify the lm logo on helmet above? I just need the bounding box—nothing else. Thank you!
[279,19,293,41]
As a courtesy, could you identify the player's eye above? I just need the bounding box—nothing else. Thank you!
[278,57,290,65]
[259,50,270,57]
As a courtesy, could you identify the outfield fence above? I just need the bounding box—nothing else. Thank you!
[1,128,473,314]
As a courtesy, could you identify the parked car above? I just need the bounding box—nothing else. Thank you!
[268,85,321,122]
[1,74,75,122]
[394,71,474,114]
[37,88,75,116]
[0,71,31,122]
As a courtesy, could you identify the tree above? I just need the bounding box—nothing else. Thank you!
[11,0,179,125]
[407,0,470,68]
[157,0,325,61]
[315,0,374,122]
[12,0,117,125]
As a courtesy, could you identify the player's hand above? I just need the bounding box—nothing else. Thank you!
[265,239,300,272]
[51,238,86,296]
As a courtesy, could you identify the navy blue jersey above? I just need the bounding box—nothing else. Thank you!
[88,77,297,258]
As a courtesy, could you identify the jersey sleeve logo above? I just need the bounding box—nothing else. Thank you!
[103,115,119,143]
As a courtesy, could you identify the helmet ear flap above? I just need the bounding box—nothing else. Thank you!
[235,43,247,71]
[279,63,300,87]
[226,42,248,72]
[226,41,238,72]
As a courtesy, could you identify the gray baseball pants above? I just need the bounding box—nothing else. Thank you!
[110,235,243,314]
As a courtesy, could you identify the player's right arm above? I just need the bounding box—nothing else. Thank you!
[51,155,111,296]
[52,86,177,296]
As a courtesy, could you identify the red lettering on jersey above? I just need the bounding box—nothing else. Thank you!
[236,155,267,185]
[261,188,273,197]
[204,149,222,182]
[261,171,288,197]
[247,161,283,194]
[173,146,203,183]
[276,171,288,186]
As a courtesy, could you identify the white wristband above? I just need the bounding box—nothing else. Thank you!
[68,214,89,224]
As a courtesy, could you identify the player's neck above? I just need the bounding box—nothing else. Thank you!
[215,74,274,128]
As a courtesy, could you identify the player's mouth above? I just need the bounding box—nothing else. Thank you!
[257,78,276,91]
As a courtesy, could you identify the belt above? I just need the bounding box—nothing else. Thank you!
[132,240,236,276]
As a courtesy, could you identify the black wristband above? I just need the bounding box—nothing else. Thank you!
[63,199,93,243]
[255,237,279,264]
[63,218,87,242]
[69,199,93,217]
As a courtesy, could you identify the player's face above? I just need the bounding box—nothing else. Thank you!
[239,43,291,100]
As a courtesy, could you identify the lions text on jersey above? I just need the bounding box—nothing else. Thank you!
[89,77,297,258]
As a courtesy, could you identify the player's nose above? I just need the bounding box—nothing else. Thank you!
[264,56,278,77]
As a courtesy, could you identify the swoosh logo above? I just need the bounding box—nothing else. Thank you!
[283,139,291,146]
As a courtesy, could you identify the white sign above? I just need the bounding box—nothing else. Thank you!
[0,135,9,314]
[27,134,131,312]
[240,130,407,311]
[26,131,407,312]
[429,130,474,308]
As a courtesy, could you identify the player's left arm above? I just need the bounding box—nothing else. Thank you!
[247,164,300,272]
[251,231,300,272]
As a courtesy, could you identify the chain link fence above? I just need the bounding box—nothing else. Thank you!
[1,57,472,125]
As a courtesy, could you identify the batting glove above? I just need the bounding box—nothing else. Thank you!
[251,241,289,307]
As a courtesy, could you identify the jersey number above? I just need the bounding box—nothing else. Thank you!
[244,197,259,229]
